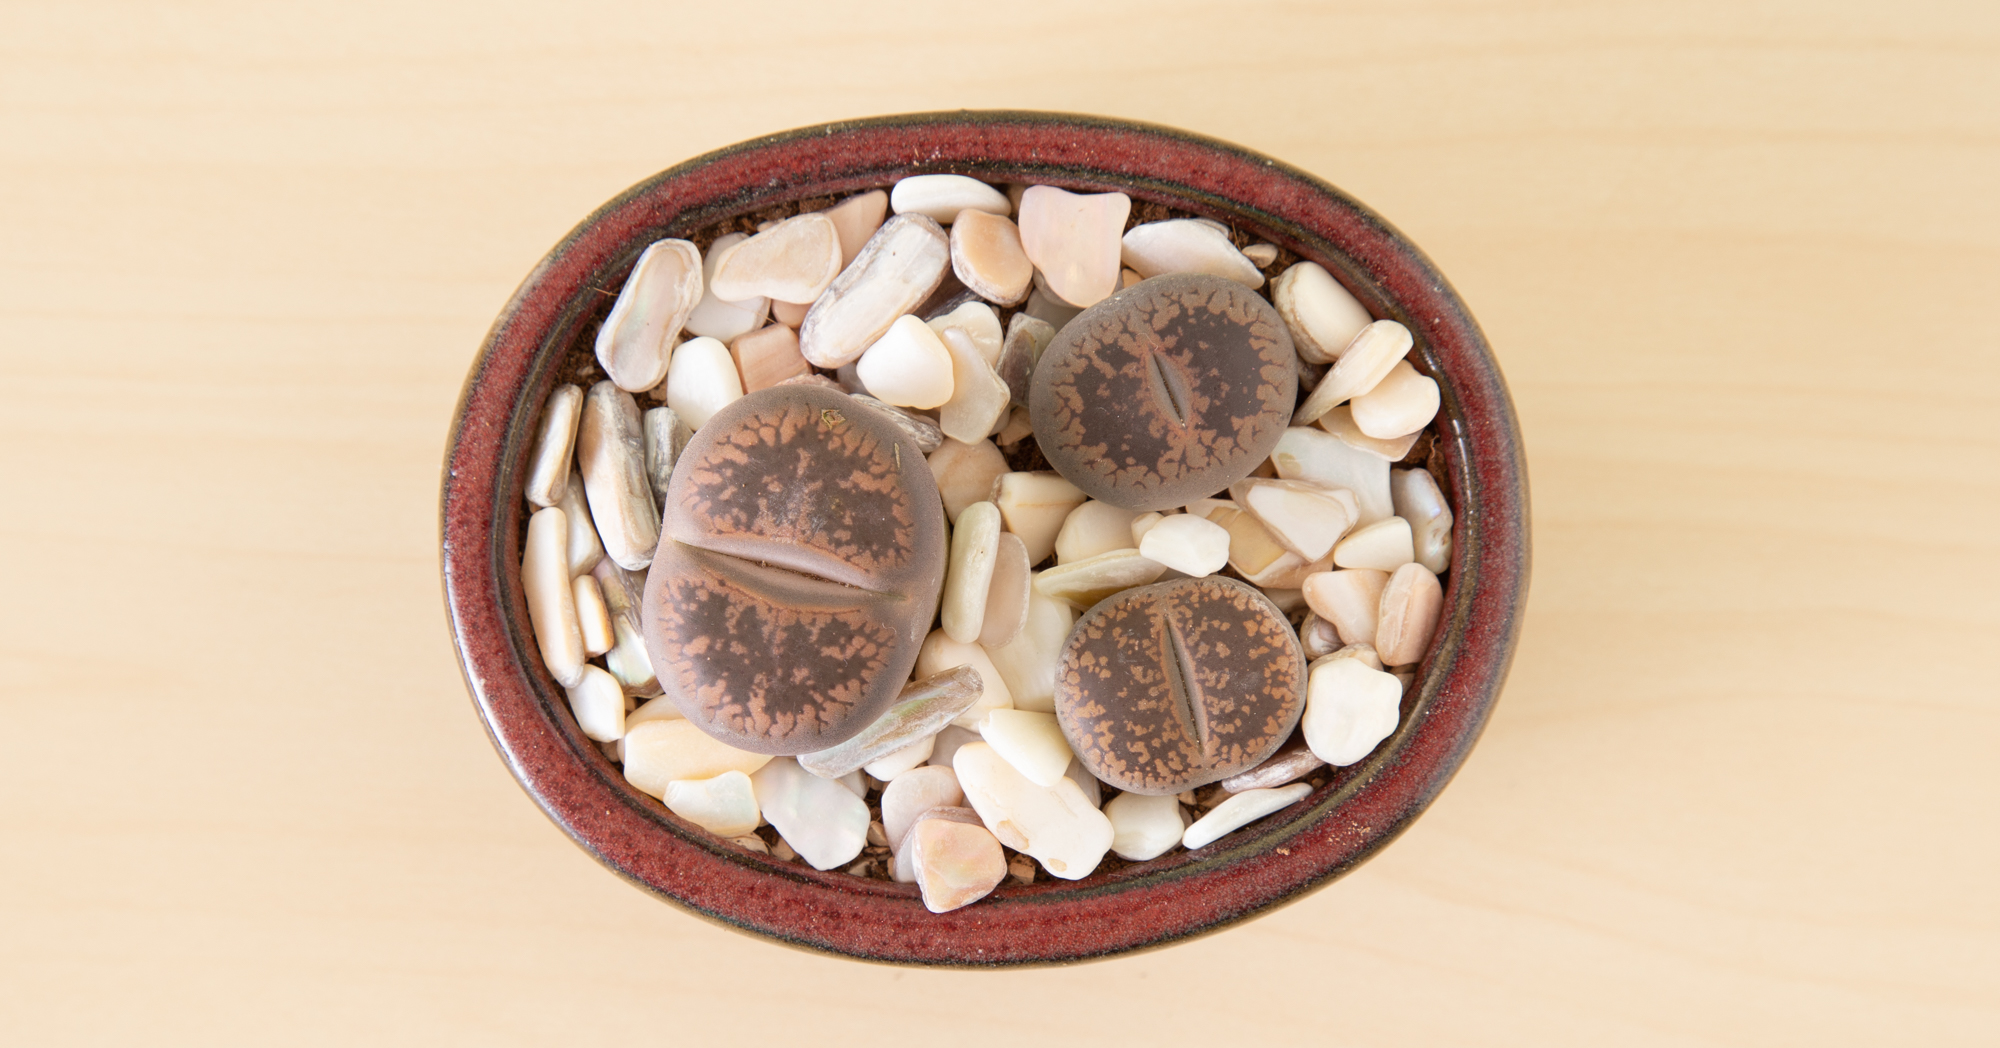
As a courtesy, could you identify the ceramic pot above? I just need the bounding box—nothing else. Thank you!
[440,110,1530,966]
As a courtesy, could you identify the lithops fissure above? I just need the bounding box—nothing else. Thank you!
[642,385,948,755]
[1029,273,1297,512]
[1054,576,1307,795]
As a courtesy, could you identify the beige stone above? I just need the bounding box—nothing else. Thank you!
[1294,319,1414,425]
[950,209,1033,305]
[596,238,701,393]
[1055,500,1142,565]
[822,189,888,268]
[1137,512,1231,577]
[982,709,1074,788]
[524,384,583,509]
[992,471,1088,564]
[662,770,760,837]
[981,577,1072,713]
[937,326,1010,442]
[1032,548,1167,609]
[926,438,1009,523]
[1333,516,1416,572]
[1317,403,1422,461]
[572,574,614,656]
[1183,783,1312,850]
[662,336,743,433]
[1375,562,1444,667]
[770,298,809,328]
[1302,658,1402,767]
[1229,477,1359,561]
[1350,359,1440,439]
[591,560,656,694]
[798,214,951,368]
[953,742,1114,880]
[1271,425,1394,525]
[1392,467,1454,575]
[910,817,1007,913]
[622,719,772,798]
[1120,218,1264,287]
[890,174,1010,223]
[1016,185,1131,308]
[563,663,626,743]
[855,314,954,409]
[978,532,1031,650]
[882,765,966,850]
[708,213,842,304]
[1272,261,1374,365]
[915,630,1015,730]
[555,478,604,578]
[684,233,769,343]
[925,300,1004,366]
[941,501,1002,644]
[576,382,660,571]
[728,323,810,392]
[1302,569,1390,647]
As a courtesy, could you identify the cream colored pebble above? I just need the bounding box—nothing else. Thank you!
[1375,562,1444,667]
[1105,792,1186,861]
[982,709,1075,787]
[977,532,1031,649]
[1293,319,1414,425]
[940,501,1002,644]
[626,694,684,729]
[524,384,583,508]
[822,190,888,268]
[1182,783,1312,850]
[1301,658,1402,767]
[1302,569,1389,648]
[798,214,950,369]
[555,478,604,578]
[862,735,937,782]
[1333,516,1415,572]
[925,300,1004,368]
[937,326,1011,443]
[1272,261,1373,365]
[1229,477,1358,561]
[1316,404,1421,461]
[1016,185,1131,308]
[1350,359,1440,439]
[1298,612,1342,659]
[1033,549,1167,609]
[572,574,614,656]
[591,560,656,694]
[856,314,955,410]
[926,438,1010,523]
[1391,467,1454,575]
[623,719,772,798]
[1054,500,1141,565]
[1271,426,1393,525]
[1120,218,1265,288]
[595,238,702,393]
[1136,512,1230,577]
[915,630,1016,730]
[950,209,1033,305]
[564,663,626,743]
[683,233,769,343]
[992,471,1088,565]
[662,335,744,432]
[662,770,761,838]
[891,174,1011,223]
[708,213,843,305]
[981,577,1073,713]
[577,381,660,571]
[523,507,586,688]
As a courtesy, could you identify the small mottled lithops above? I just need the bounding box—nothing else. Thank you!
[1030,273,1296,512]
[1054,576,1307,795]
[510,173,1470,909]
[642,384,947,755]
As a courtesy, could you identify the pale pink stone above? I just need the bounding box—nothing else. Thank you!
[822,190,888,268]
[728,323,810,392]
[950,210,1032,305]
[911,817,1007,913]
[770,299,810,328]
[1016,186,1131,308]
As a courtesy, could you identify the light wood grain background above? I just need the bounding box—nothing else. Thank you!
[3,1,1994,1043]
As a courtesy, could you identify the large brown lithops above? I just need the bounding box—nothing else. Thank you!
[1029,272,1296,512]
[642,385,947,755]
[1054,576,1306,795]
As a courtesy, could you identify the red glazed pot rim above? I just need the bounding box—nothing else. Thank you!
[441,110,1530,967]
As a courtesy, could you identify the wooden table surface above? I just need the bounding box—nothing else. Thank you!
[4,1,1995,1043]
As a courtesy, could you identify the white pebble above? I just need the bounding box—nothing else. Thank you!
[577,382,660,571]
[750,758,870,871]
[1230,477,1358,561]
[596,239,702,393]
[1054,500,1142,565]
[708,213,842,305]
[977,532,1031,650]
[890,174,1011,223]
[1242,242,1279,268]
[1391,467,1454,575]
[626,694,683,729]
[937,326,1011,443]
[1105,791,1186,861]
[663,336,744,433]
[925,300,1005,367]
[1032,548,1167,609]
[1120,219,1264,288]
[1272,262,1373,365]
[1016,185,1131,308]
[941,501,1001,644]
[591,560,656,693]
[910,817,1007,913]
[980,578,1074,713]
[622,719,771,798]
[981,709,1074,787]
[954,742,1114,880]
[1136,512,1230,577]
[925,724,983,772]
[915,630,1015,730]
[1316,643,1384,672]
[1332,516,1415,572]
[1293,319,1414,425]
[563,663,626,742]
[799,214,950,369]
[855,315,955,410]
[1302,569,1390,647]
[1316,403,1420,461]
[992,471,1088,565]
[1375,562,1444,667]
[926,438,1009,523]
[882,765,966,849]
[663,770,760,837]
[523,507,585,688]
[1350,360,1439,439]
[1063,758,1103,808]
[682,233,769,342]
[524,384,583,509]
[1301,659,1402,766]
[555,478,604,577]
[1183,782,1313,850]
[863,734,936,781]
[1271,425,1394,525]
[571,574,614,656]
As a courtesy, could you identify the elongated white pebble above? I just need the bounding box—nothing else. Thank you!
[524,384,583,508]
[1333,516,1415,572]
[954,742,1113,880]
[1302,658,1402,766]
[750,758,869,871]
[523,507,585,688]
[856,314,955,409]
[564,663,626,742]
[1272,261,1373,365]
[591,559,655,694]
[981,577,1073,713]
[799,214,950,369]
[1375,562,1444,667]
[576,382,660,571]
[596,239,701,393]
[1105,791,1185,861]
[1032,548,1166,609]
[1183,782,1313,850]
[1120,218,1265,288]
[1293,319,1414,426]
[555,478,604,578]
[1301,568,1389,647]
[981,709,1074,787]
[663,335,743,432]
[1136,512,1230,577]
[1392,467,1454,575]
[1350,360,1439,439]
[862,734,936,781]
[891,174,1011,223]
[941,501,1001,644]
[937,326,1010,443]
[572,574,614,656]
[977,532,1031,649]
[663,770,760,837]
[626,694,683,729]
